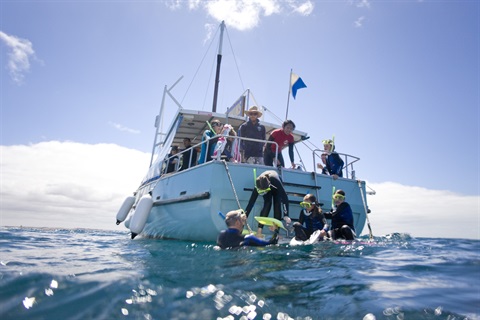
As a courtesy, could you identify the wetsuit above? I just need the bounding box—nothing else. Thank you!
[324,202,356,240]
[245,170,289,229]
[293,208,329,241]
[216,228,279,249]
[325,152,344,177]
[264,129,294,167]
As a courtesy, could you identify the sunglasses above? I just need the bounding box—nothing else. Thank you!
[211,122,223,127]
[300,201,313,209]
[256,187,271,196]
[332,194,345,201]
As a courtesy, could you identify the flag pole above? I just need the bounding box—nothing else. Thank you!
[285,68,292,120]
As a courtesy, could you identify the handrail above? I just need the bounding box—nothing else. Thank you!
[160,136,361,180]
[312,149,360,180]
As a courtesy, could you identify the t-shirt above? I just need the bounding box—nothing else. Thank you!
[269,129,294,153]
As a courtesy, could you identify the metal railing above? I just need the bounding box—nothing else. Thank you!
[160,135,361,180]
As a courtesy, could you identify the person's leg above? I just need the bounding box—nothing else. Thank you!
[272,194,282,221]
[293,222,308,241]
[340,225,356,240]
[264,150,273,166]
[257,195,273,238]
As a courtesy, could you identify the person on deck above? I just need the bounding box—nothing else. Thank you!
[317,139,344,179]
[244,170,291,238]
[216,209,279,249]
[293,194,329,241]
[198,119,223,164]
[165,146,179,174]
[179,137,197,170]
[324,189,356,240]
[238,106,266,164]
[264,120,296,168]
[221,127,238,162]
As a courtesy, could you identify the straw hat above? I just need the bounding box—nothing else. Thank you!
[244,106,263,117]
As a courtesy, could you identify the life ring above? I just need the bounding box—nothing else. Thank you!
[129,194,153,239]
[115,195,136,225]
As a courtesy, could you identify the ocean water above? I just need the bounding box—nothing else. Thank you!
[0,227,478,320]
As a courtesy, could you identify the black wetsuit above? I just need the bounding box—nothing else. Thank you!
[244,170,289,229]
[324,202,356,240]
[216,228,279,249]
[293,208,329,241]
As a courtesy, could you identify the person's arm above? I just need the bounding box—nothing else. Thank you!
[332,153,344,176]
[298,209,305,225]
[288,142,295,168]
[244,189,259,217]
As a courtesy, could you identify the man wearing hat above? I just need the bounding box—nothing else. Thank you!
[238,106,266,164]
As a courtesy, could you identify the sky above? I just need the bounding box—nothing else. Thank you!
[1,0,479,240]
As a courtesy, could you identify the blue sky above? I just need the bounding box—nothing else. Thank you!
[1,0,479,239]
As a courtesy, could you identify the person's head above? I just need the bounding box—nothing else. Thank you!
[300,194,317,214]
[322,139,334,152]
[224,209,246,230]
[211,119,223,134]
[183,138,192,147]
[333,189,346,206]
[255,175,271,195]
[171,146,179,154]
[282,120,296,135]
[245,106,263,121]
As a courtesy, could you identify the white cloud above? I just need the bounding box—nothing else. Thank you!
[108,121,141,134]
[366,182,479,240]
[290,1,314,16]
[0,31,36,84]
[356,0,371,9]
[354,16,365,28]
[1,141,478,240]
[166,0,314,31]
[0,141,150,230]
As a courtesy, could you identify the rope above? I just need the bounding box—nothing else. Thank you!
[358,180,374,240]
[223,160,253,234]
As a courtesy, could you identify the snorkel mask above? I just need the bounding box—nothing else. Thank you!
[299,201,313,209]
[332,194,345,201]
[254,168,271,195]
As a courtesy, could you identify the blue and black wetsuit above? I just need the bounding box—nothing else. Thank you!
[325,152,344,177]
[324,202,355,240]
[293,209,329,241]
[216,228,279,249]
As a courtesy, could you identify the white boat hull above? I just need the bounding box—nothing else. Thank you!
[132,160,367,242]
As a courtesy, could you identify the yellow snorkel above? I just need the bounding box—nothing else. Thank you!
[331,186,336,209]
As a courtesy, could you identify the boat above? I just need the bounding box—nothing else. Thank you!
[115,22,373,242]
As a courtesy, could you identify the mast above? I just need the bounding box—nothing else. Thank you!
[212,21,225,113]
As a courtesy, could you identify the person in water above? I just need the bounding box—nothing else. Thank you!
[244,170,291,238]
[324,189,356,240]
[216,209,279,249]
[317,139,344,179]
[293,194,329,241]
[264,120,296,168]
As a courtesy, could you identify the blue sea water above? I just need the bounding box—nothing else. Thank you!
[0,227,478,320]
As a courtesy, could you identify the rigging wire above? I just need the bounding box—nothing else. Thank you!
[180,27,219,106]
